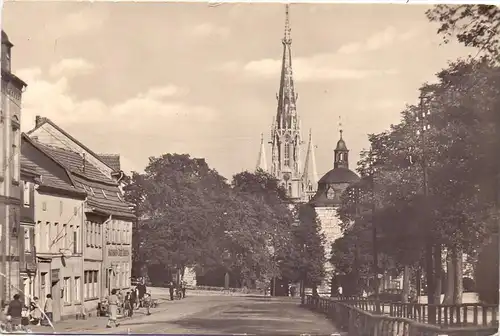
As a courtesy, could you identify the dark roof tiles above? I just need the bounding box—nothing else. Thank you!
[99,154,121,172]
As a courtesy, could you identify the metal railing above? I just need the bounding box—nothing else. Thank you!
[305,295,498,336]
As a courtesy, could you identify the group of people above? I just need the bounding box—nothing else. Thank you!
[0,293,54,332]
[106,281,153,328]
[168,281,186,301]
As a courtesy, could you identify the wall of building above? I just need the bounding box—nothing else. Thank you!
[103,218,132,295]
[34,191,84,320]
[0,68,23,303]
[314,206,344,292]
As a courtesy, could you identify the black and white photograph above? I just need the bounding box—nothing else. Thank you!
[0,1,498,335]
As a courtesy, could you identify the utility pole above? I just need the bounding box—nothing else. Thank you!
[369,153,380,312]
[418,89,439,323]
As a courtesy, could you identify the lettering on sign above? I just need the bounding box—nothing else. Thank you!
[108,249,130,257]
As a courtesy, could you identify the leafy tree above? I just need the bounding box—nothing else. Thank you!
[426,5,500,61]
[474,232,499,304]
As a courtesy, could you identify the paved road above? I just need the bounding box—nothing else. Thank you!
[32,295,341,334]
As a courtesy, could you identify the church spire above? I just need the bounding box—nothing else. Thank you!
[256,133,268,172]
[302,129,319,199]
[269,4,303,202]
[334,116,349,169]
[275,3,298,131]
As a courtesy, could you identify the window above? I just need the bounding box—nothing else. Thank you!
[63,277,71,304]
[283,143,290,166]
[42,202,47,211]
[75,277,81,302]
[11,124,19,182]
[85,222,90,247]
[23,183,30,207]
[73,231,78,254]
[84,271,89,299]
[74,206,78,216]
[91,222,95,247]
[24,227,31,252]
[93,271,99,298]
[45,222,50,252]
[97,225,101,247]
[62,224,67,249]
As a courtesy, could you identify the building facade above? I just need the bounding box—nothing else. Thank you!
[26,117,134,312]
[257,6,318,203]
[21,134,87,321]
[310,131,360,293]
[0,30,28,304]
[20,163,39,306]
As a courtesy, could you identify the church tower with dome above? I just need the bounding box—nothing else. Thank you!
[310,127,360,292]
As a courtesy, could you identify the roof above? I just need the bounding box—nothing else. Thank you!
[335,138,348,151]
[318,167,359,184]
[99,154,121,172]
[36,144,134,219]
[20,152,84,197]
[1,30,12,47]
[27,117,116,173]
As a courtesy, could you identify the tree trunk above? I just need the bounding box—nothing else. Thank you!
[402,266,411,303]
[442,248,455,304]
[433,244,443,304]
[452,248,463,304]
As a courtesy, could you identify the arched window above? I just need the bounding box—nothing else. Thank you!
[284,143,290,166]
[288,185,292,196]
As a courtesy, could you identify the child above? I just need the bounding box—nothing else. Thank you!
[143,292,151,316]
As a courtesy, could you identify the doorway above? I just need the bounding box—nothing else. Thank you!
[51,280,61,322]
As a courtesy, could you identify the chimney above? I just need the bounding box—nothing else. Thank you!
[35,115,42,127]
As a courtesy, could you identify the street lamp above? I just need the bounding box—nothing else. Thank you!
[367,152,380,311]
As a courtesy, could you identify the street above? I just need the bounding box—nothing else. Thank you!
[32,294,340,334]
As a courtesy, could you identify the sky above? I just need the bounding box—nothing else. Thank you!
[2,2,475,181]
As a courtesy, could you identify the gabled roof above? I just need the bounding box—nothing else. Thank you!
[21,134,86,197]
[36,144,134,220]
[27,117,116,173]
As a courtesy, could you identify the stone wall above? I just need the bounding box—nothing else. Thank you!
[315,206,343,293]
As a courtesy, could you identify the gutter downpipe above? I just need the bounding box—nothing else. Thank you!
[80,198,87,318]
[102,214,112,298]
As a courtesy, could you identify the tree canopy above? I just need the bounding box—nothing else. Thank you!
[125,154,303,287]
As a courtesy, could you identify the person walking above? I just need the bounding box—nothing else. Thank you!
[42,294,53,327]
[181,281,186,299]
[6,294,23,330]
[130,287,138,311]
[143,291,152,316]
[29,297,42,325]
[136,280,147,307]
[106,289,120,328]
[123,292,131,318]
[169,282,174,301]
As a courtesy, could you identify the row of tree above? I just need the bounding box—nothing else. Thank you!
[331,4,499,311]
[123,154,326,292]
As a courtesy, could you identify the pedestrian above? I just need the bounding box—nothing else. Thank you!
[181,281,186,299]
[42,294,53,327]
[143,291,151,316]
[29,297,41,325]
[123,292,131,318]
[130,287,138,311]
[338,286,343,297]
[6,294,23,330]
[169,282,174,301]
[106,289,120,328]
[137,279,147,307]
[128,290,136,317]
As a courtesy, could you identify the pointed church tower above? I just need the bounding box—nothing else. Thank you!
[302,129,319,201]
[270,4,303,201]
[256,133,268,172]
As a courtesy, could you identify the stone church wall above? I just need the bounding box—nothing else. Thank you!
[315,206,343,293]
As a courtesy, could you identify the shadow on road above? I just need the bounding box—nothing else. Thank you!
[167,300,338,335]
